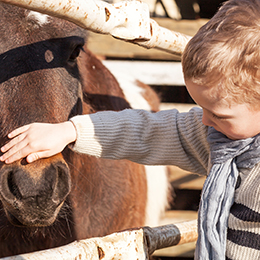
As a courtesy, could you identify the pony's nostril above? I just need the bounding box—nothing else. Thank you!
[7,171,22,200]
[52,164,71,204]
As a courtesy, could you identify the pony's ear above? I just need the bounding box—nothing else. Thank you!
[78,47,131,113]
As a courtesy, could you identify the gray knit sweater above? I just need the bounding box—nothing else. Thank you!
[70,107,260,259]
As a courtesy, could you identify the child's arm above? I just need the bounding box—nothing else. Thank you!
[0,121,76,163]
[70,108,210,175]
[0,108,210,176]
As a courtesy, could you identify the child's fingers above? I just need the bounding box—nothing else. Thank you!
[26,151,51,163]
[0,122,74,164]
[7,125,30,139]
[26,153,40,163]
[0,142,29,163]
[1,133,26,153]
[2,144,33,164]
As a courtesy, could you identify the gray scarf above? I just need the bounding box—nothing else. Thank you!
[195,126,260,259]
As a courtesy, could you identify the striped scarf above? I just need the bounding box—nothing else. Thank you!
[195,127,260,259]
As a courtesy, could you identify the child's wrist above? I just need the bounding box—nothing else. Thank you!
[64,121,77,144]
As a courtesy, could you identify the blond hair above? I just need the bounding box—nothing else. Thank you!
[182,0,260,107]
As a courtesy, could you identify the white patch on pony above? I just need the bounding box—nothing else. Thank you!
[101,63,151,110]
[103,61,170,226]
[120,79,151,110]
[144,165,170,227]
[27,11,50,26]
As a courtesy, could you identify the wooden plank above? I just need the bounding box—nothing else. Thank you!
[160,210,198,225]
[88,18,208,60]
[103,60,185,86]
[152,18,208,37]
[114,0,182,19]
[168,165,206,190]
[88,32,180,60]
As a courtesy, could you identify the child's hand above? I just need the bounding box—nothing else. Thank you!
[0,121,77,164]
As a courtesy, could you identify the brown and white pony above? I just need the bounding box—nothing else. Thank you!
[0,5,169,258]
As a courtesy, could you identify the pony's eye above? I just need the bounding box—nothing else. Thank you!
[69,45,82,62]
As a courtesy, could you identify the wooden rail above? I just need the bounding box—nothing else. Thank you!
[0,0,191,56]
[2,220,198,260]
[88,18,208,61]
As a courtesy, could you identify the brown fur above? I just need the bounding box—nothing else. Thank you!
[0,3,150,257]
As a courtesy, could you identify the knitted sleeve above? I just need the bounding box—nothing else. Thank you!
[70,107,210,175]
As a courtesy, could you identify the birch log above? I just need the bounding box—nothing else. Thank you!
[1,229,147,260]
[2,220,198,260]
[0,0,191,56]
